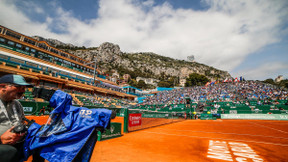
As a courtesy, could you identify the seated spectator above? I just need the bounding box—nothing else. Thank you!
[274,100,279,104]
[245,101,250,106]
[221,108,225,114]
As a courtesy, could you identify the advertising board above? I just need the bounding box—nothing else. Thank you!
[129,113,142,127]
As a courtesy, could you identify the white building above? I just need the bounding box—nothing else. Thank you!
[179,78,186,87]
[275,75,283,83]
[136,77,159,86]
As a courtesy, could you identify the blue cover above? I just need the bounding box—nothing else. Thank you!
[23,90,112,162]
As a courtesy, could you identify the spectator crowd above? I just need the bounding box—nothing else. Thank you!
[141,81,288,106]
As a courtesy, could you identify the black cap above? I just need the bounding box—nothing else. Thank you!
[0,74,33,87]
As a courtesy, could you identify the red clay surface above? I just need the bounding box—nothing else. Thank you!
[26,115,50,125]
[25,116,288,162]
[91,119,288,162]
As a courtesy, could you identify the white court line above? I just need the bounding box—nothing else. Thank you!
[249,122,288,134]
[142,131,288,147]
[154,128,288,140]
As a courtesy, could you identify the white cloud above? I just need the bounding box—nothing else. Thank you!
[0,0,287,79]
[0,0,54,38]
[21,1,45,14]
[233,62,288,80]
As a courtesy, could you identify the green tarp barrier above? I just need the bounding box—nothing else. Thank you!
[97,122,122,141]
[200,114,216,120]
[20,100,49,115]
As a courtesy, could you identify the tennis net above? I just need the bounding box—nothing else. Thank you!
[126,109,186,132]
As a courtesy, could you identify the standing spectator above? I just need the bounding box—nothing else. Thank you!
[39,106,46,115]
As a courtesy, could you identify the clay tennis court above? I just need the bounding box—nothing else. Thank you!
[26,116,288,162]
[92,119,288,162]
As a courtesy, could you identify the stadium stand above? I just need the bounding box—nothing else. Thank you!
[136,81,288,116]
[0,25,136,101]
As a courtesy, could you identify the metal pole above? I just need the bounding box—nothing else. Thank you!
[93,58,97,85]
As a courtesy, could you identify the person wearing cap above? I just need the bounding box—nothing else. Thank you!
[0,74,43,162]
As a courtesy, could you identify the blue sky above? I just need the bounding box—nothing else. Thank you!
[0,0,287,81]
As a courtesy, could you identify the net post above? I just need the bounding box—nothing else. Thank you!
[123,108,128,133]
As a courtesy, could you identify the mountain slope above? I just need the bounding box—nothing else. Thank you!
[36,37,231,81]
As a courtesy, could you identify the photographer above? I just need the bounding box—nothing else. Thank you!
[0,74,43,162]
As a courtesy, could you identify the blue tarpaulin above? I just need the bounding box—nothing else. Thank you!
[23,90,112,162]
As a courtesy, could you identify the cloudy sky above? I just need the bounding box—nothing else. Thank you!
[0,0,287,80]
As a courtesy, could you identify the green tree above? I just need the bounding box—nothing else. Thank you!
[279,79,288,89]
[159,72,168,81]
[146,84,156,89]
[128,79,138,87]
[185,73,209,87]
[137,80,147,89]
[158,81,171,88]
[263,78,275,85]
[167,76,179,87]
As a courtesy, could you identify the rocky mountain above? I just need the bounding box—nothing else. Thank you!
[32,36,75,48]
[68,42,231,81]
[37,38,231,82]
